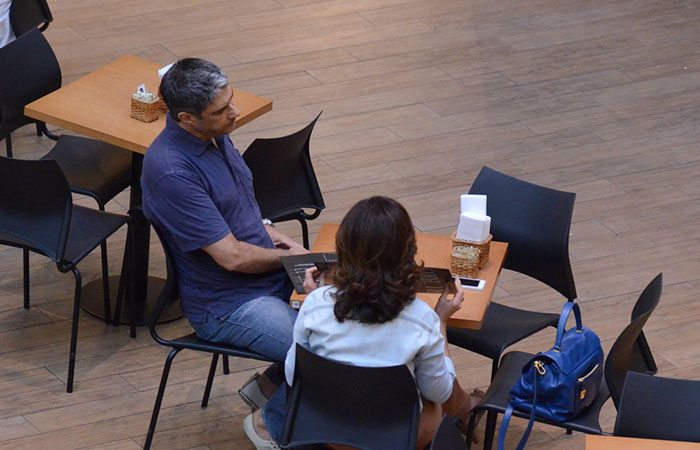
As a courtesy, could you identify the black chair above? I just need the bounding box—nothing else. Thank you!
[0,156,131,393]
[242,113,325,249]
[9,0,53,37]
[280,344,421,450]
[614,372,700,443]
[430,416,469,450]
[144,225,276,450]
[447,166,578,381]
[0,29,133,323]
[465,273,663,449]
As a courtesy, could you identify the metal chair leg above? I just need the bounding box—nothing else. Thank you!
[67,267,82,393]
[202,354,219,407]
[299,218,309,250]
[23,249,29,309]
[223,355,230,375]
[100,242,112,324]
[5,134,12,158]
[144,348,181,450]
[483,410,497,450]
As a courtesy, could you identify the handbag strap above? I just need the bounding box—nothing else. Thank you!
[498,367,539,450]
[554,302,582,351]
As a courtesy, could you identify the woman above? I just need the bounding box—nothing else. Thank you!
[245,196,482,450]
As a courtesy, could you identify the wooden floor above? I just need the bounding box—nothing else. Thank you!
[3,0,700,448]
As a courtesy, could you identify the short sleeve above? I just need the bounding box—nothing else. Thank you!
[148,171,231,252]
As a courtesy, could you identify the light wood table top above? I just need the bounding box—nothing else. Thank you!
[24,55,272,154]
[586,435,700,449]
[290,223,507,329]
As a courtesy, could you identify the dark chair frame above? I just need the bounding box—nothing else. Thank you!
[614,372,700,443]
[0,29,133,325]
[144,225,275,450]
[280,344,420,450]
[242,112,325,249]
[0,156,132,393]
[465,273,663,449]
[9,0,53,37]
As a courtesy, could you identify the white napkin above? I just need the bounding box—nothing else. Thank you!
[456,212,491,242]
[158,63,175,80]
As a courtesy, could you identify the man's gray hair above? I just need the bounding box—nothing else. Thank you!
[159,58,229,121]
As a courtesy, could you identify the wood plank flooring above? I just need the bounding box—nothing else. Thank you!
[3,0,700,448]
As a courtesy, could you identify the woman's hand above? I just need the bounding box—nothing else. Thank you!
[302,267,325,294]
[434,278,464,322]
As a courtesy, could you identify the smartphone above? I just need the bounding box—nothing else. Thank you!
[458,277,486,290]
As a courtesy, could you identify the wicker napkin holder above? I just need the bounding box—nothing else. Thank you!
[130,94,160,123]
[450,232,492,277]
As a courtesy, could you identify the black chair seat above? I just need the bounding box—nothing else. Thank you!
[169,332,275,361]
[447,303,559,361]
[63,206,129,264]
[42,135,132,206]
[0,205,127,266]
[473,351,609,436]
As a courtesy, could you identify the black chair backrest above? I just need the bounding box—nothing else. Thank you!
[469,166,577,300]
[604,273,662,409]
[242,112,325,219]
[614,372,700,443]
[281,344,420,450]
[9,0,53,36]
[429,415,468,450]
[0,28,61,141]
[0,156,71,261]
[149,224,182,337]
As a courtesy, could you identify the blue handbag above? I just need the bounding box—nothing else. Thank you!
[498,302,603,450]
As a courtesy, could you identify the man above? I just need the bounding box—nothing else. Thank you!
[141,58,307,417]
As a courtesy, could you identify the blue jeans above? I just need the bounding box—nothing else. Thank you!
[190,295,298,362]
[262,382,288,443]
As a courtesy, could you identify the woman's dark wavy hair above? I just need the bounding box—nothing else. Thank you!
[332,196,422,324]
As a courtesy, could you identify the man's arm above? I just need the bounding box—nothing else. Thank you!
[203,232,307,273]
[264,224,306,250]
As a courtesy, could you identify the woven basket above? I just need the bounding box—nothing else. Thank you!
[451,245,481,278]
[130,97,160,123]
[156,98,167,113]
[451,232,492,272]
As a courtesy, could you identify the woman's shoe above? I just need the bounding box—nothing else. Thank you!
[243,413,280,450]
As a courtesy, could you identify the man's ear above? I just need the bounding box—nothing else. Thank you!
[178,111,197,125]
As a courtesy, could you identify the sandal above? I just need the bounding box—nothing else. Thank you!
[468,388,486,444]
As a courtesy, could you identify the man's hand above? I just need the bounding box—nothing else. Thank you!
[434,278,464,322]
[266,225,308,253]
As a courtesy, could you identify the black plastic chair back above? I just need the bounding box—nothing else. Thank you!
[281,344,420,450]
[469,166,577,300]
[9,0,53,36]
[604,273,662,409]
[243,112,325,219]
[148,225,183,339]
[430,415,468,450]
[614,372,700,443]
[0,29,61,142]
[0,156,71,261]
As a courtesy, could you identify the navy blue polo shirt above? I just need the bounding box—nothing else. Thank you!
[141,115,289,323]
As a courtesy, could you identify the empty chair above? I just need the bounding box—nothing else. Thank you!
[465,273,663,449]
[0,156,131,393]
[0,29,133,322]
[143,224,275,450]
[242,112,325,249]
[9,0,52,37]
[281,344,420,450]
[447,166,578,380]
[614,372,700,443]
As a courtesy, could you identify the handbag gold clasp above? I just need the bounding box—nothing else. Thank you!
[534,360,546,375]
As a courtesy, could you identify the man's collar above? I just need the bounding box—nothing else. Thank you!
[165,114,214,156]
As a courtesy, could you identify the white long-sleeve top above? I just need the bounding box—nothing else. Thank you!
[285,285,456,404]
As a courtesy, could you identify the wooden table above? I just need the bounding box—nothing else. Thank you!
[290,223,507,329]
[25,55,272,154]
[586,435,700,449]
[24,55,272,324]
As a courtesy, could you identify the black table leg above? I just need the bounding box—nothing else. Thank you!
[81,153,182,325]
